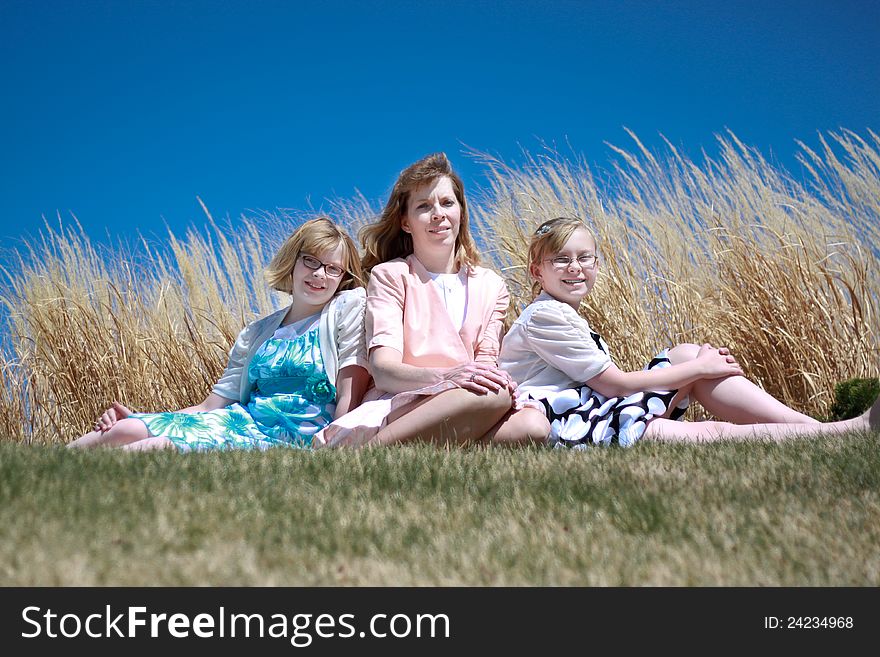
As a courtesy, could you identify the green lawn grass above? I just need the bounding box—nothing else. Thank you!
[2,435,878,586]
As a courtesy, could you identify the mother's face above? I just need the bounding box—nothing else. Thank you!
[400,176,462,255]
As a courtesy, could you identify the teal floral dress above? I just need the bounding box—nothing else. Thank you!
[132,325,335,452]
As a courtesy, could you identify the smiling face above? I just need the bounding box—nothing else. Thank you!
[400,176,462,264]
[531,228,599,309]
[291,242,346,312]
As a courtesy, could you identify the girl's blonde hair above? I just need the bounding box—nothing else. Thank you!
[528,217,598,298]
[265,217,364,294]
[360,153,481,273]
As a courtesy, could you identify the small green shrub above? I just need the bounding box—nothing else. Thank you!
[829,378,880,421]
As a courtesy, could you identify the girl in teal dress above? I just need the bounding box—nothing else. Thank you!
[68,217,370,452]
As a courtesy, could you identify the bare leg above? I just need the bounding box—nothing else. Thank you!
[668,343,818,424]
[371,388,514,447]
[644,401,875,443]
[66,418,150,449]
[482,408,550,446]
[121,437,175,451]
[67,429,111,449]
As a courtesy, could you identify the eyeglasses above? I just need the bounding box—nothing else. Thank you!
[300,254,345,278]
[545,254,598,269]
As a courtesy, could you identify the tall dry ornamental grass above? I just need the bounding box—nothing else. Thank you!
[1,130,879,442]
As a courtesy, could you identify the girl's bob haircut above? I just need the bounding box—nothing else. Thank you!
[265,217,364,294]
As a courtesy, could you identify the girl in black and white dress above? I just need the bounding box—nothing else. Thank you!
[499,216,880,448]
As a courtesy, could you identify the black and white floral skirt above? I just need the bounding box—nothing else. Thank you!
[524,349,689,449]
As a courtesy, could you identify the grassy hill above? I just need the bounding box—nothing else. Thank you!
[2,436,878,586]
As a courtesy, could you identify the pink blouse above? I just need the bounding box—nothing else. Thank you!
[366,254,509,369]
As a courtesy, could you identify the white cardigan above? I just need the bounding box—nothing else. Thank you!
[211,288,368,403]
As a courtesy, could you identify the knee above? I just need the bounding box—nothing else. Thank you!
[516,409,551,444]
[114,418,147,435]
[491,387,515,415]
[668,342,700,364]
[104,418,149,444]
[472,386,515,419]
[492,408,550,446]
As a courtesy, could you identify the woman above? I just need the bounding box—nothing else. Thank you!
[68,217,370,451]
[315,154,549,448]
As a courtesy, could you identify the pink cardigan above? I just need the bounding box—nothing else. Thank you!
[366,254,509,369]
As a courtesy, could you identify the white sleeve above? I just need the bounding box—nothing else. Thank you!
[524,303,611,383]
[335,288,369,372]
[211,324,252,402]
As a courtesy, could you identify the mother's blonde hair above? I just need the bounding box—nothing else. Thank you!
[265,217,364,294]
[360,153,481,273]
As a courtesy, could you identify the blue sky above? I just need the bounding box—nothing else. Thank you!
[1,0,878,246]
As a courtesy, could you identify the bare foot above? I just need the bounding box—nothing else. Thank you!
[855,395,880,433]
[869,395,880,433]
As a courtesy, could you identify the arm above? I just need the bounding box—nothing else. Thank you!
[586,344,742,398]
[178,393,233,413]
[333,365,371,419]
[523,303,740,397]
[366,264,508,395]
[370,346,445,392]
[473,275,509,365]
[329,287,371,419]
[370,346,510,396]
